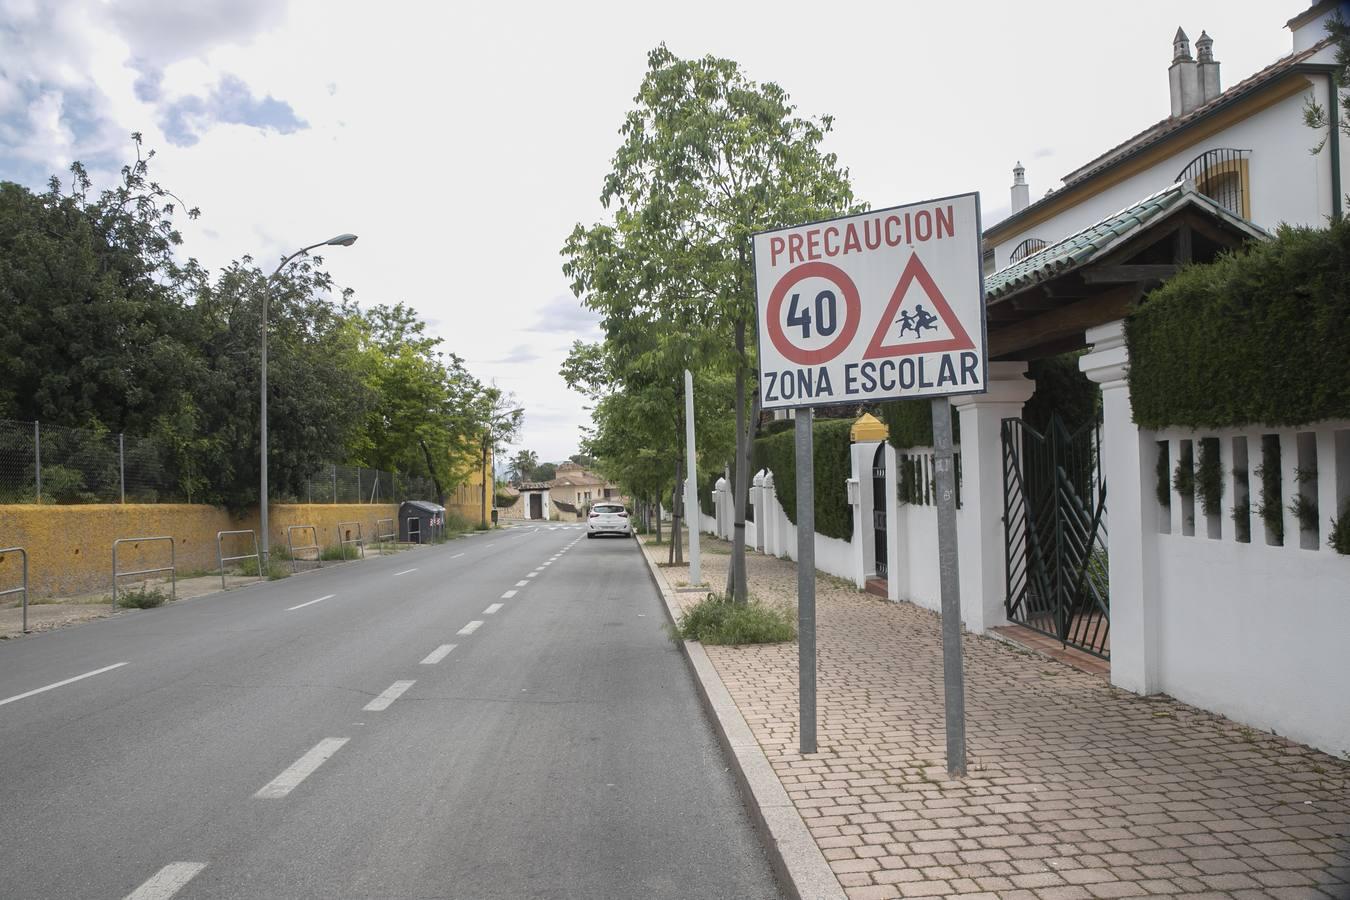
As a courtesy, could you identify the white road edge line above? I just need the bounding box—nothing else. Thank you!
[483,603,503,615]
[254,737,349,799]
[420,644,457,665]
[451,553,465,559]
[363,680,416,712]
[501,590,517,599]
[0,662,128,708]
[287,594,334,611]
[457,620,483,635]
[123,861,208,900]
[393,568,418,576]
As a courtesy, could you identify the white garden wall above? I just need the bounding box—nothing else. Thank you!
[1148,423,1350,756]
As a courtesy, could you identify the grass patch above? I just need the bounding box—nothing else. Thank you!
[234,556,291,580]
[116,585,169,609]
[319,545,358,561]
[674,594,796,645]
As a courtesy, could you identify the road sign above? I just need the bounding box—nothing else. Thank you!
[753,193,986,411]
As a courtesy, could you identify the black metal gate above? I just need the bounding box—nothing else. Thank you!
[1001,414,1110,658]
[872,443,887,577]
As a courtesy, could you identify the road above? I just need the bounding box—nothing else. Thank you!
[0,525,782,899]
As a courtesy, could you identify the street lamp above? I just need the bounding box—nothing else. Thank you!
[260,233,359,566]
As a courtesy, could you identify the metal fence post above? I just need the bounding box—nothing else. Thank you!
[332,464,337,503]
[119,433,126,504]
[357,468,362,504]
[33,421,41,503]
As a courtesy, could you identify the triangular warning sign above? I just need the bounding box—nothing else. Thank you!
[864,254,975,359]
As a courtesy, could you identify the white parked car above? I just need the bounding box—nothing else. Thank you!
[586,502,632,538]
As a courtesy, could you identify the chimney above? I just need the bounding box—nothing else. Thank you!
[1195,31,1221,104]
[1168,27,1202,117]
[1010,161,1030,214]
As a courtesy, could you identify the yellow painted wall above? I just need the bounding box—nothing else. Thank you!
[443,445,492,525]
[0,502,398,599]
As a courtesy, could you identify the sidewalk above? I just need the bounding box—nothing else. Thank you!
[642,535,1350,899]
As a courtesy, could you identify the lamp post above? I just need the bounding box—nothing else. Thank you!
[260,233,358,567]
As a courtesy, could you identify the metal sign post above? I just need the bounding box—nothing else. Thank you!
[795,409,817,753]
[931,398,966,775]
[753,192,986,773]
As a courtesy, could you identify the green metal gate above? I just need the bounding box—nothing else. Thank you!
[1001,414,1110,658]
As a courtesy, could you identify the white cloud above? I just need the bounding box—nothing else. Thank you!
[0,0,1296,462]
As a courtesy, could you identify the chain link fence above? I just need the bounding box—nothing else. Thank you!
[283,465,438,505]
[0,418,437,506]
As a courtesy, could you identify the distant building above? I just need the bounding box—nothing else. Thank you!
[500,461,625,521]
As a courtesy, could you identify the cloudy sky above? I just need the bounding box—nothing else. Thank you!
[0,0,1297,462]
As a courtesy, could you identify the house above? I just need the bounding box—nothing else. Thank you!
[724,2,1350,756]
[986,1,1346,277]
[499,462,625,521]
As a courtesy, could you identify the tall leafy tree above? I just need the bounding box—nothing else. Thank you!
[471,386,524,527]
[564,46,858,599]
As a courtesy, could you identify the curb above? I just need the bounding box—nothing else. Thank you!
[637,540,846,900]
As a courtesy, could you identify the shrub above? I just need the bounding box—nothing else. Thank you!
[1254,435,1284,544]
[751,418,854,541]
[675,594,796,645]
[1126,219,1350,429]
[1329,503,1350,555]
[117,585,167,608]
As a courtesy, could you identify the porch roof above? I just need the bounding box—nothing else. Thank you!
[985,181,1268,302]
[983,182,1269,361]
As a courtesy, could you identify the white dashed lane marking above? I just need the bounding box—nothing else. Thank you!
[255,738,349,799]
[363,680,416,712]
[393,568,418,577]
[0,662,128,709]
[458,621,483,635]
[287,594,334,611]
[420,644,456,664]
[123,862,208,900]
[501,590,517,599]
[483,603,503,615]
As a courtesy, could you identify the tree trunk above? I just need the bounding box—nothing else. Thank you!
[655,493,662,543]
[729,316,750,604]
[670,450,684,565]
[418,438,446,507]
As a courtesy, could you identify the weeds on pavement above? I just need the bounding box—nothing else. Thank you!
[116,586,168,609]
[674,594,796,645]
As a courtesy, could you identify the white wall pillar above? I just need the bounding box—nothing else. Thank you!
[952,361,1035,633]
[1081,320,1162,695]
[884,443,902,602]
[846,464,864,589]
[852,441,881,583]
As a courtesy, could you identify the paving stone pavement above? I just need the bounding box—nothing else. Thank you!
[644,535,1350,899]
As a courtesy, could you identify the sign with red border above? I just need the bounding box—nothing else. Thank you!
[753,193,987,411]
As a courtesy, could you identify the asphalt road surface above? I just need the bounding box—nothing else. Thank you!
[0,525,783,899]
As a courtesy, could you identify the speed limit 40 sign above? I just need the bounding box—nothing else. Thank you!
[753,193,987,411]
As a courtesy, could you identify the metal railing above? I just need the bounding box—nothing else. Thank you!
[374,517,396,552]
[286,525,322,574]
[112,536,176,607]
[216,530,262,590]
[1,547,29,634]
[334,521,366,561]
[1176,147,1250,218]
[407,517,422,545]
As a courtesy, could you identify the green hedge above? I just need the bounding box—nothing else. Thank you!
[1126,220,1350,428]
[878,399,960,450]
[752,419,854,541]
